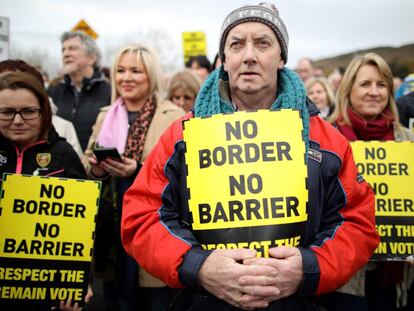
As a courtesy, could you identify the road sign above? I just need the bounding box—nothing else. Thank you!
[182,31,206,64]
[71,19,98,39]
[0,16,10,61]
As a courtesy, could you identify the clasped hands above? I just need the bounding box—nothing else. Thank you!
[198,246,303,310]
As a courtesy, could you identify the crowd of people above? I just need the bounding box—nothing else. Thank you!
[0,2,413,311]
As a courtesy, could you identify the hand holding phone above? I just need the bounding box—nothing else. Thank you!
[93,147,122,163]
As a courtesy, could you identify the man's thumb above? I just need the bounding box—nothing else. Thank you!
[269,246,298,259]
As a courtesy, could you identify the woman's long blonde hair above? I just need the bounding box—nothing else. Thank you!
[167,69,201,101]
[305,77,336,109]
[110,44,163,104]
[329,53,400,130]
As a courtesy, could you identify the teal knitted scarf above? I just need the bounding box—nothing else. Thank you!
[194,66,310,153]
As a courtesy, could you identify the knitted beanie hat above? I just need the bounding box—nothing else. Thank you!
[219,2,289,64]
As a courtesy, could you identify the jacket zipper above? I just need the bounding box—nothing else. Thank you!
[72,88,80,118]
[15,145,23,174]
[14,140,46,174]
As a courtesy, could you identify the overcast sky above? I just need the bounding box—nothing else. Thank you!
[2,0,414,76]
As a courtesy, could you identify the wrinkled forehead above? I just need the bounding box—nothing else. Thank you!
[226,22,277,42]
[63,36,83,47]
[62,37,89,55]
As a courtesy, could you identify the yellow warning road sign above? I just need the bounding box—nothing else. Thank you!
[71,19,98,39]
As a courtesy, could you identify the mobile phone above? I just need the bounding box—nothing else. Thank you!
[93,147,122,162]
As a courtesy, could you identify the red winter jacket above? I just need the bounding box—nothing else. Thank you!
[121,102,379,300]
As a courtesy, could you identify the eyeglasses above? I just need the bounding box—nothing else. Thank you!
[0,108,42,121]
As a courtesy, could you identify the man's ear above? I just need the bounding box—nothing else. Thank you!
[87,53,97,67]
[222,53,228,72]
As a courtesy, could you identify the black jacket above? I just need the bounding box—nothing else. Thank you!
[0,128,86,310]
[396,91,414,128]
[0,126,86,181]
[47,70,111,151]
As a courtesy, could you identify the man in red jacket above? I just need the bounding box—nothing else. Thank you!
[121,3,379,310]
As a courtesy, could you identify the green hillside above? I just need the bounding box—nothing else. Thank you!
[314,43,414,78]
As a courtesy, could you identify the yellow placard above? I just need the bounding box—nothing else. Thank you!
[0,174,100,261]
[0,174,100,306]
[71,19,98,39]
[351,141,414,217]
[183,109,308,231]
[182,31,206,64]
[351,141,414,259]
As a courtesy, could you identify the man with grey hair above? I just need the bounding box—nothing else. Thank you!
[48,31,111,151]
[296,57,316,82]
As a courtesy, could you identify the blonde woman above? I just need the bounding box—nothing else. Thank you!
[167,69,201,112]
[305,77,335,119]
[326,53,414,311]
[83,45,184,310]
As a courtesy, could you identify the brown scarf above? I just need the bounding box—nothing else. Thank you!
[124,95,156,162]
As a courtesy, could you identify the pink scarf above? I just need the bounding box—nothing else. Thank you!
[96,97,129,153]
